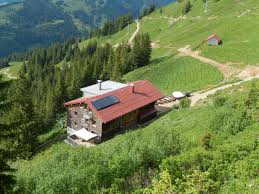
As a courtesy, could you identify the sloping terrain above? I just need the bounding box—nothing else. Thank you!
[14,79,259,193]
[10,0,259,193]
[0,0,174,56]
[76,0,259,91]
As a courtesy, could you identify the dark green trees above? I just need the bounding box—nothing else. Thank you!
[182,1,192,15]
[0,31,153,161]
[0,76,16,194]
[8,74,37,158]
[89,13,133,38]
[131,33,152,69]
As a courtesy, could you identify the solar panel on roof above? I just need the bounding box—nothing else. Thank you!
[91,96,120,110]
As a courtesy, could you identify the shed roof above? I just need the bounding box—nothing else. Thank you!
[65,80,164,123]
[207,34,221,42]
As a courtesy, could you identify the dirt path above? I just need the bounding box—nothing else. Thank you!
[157,45,259,109]
[190,75,259,106]
[178,45,238,79]
[178,45,259,81]
[157,75,259,111]
[128,20,140,45]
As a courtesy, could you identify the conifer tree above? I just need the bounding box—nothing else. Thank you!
[54,73,67,114]
[0,76,15,193]
[111,52,123,82]
[131,33,152,69]
[101,50,114,80]
[8,74,37,158]
[45,87,56,123]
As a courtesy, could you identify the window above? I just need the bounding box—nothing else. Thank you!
[75,111,78,115]
[75,122,77,127]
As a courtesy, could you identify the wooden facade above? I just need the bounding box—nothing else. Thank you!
[65,80,164,145]
[66,102,157,142]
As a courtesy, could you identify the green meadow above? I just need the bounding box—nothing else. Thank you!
[0,61,22,81]
[14,79,259,193]
[124,56,224,95]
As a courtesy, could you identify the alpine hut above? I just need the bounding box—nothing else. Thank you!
[207,34,222,45]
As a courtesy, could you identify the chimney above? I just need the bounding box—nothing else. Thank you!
[97,80,102,90]
[130,83,134,93]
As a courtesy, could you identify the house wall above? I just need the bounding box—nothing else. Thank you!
[66,104,102,136]
[102,109,139,138]
[208,38,219,45]
[67,102,158,142]
[102,102,157,139]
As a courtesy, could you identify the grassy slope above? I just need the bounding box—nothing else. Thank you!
[80,0,259,66]
[79,21,137,49]
[14,79,259,193]
[0,61,22,81]
[11,1,259,192]
[141,0,259,65]
[15,105,215,192]
[124,56,223,95]
[78,0,259,94]
[8,0,259,83]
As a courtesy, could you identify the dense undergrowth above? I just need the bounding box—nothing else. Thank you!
[14,80,259,193]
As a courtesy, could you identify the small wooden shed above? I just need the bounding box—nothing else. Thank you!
[208,34,222,45]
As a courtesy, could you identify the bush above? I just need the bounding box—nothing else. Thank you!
[213,96,227,107]
[179,98,191,108]
[182,1,192,15]
[202,133,212,150]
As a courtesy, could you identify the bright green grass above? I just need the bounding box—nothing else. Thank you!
[137,0,259,66]
[124,56,224,95]
[37,125,65,145]
[14,79,259,193]
[76,0,259,66]
[79,21,137,49]
[14,105,215,192]
[0,61,23,80]
[151,47,177,60]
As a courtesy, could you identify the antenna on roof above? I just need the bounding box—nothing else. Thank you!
[204,0,208,13]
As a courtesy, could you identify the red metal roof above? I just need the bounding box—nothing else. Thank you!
[64,80,164,123]
[207,34,221,42]
[64,97,88,106]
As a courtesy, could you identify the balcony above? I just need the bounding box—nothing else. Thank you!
[83,111,93,119]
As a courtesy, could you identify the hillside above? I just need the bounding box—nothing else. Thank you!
[14,79,259,193]
[2,0,259,193]
[0,0,174,56]
[75,0,257,94]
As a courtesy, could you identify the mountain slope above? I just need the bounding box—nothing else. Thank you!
[81,0,259,67]
[14,79,259,193]
[7,0,259,193]
[76,0,259,93]
[0,0,174,56]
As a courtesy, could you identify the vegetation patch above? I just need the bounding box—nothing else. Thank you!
[124,56,224,95]
[14,80,259,193]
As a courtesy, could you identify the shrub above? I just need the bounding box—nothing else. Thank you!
[179,98,191,108]
[213,96,227,107]
[182,1,192,15]
[202,133,212,150]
